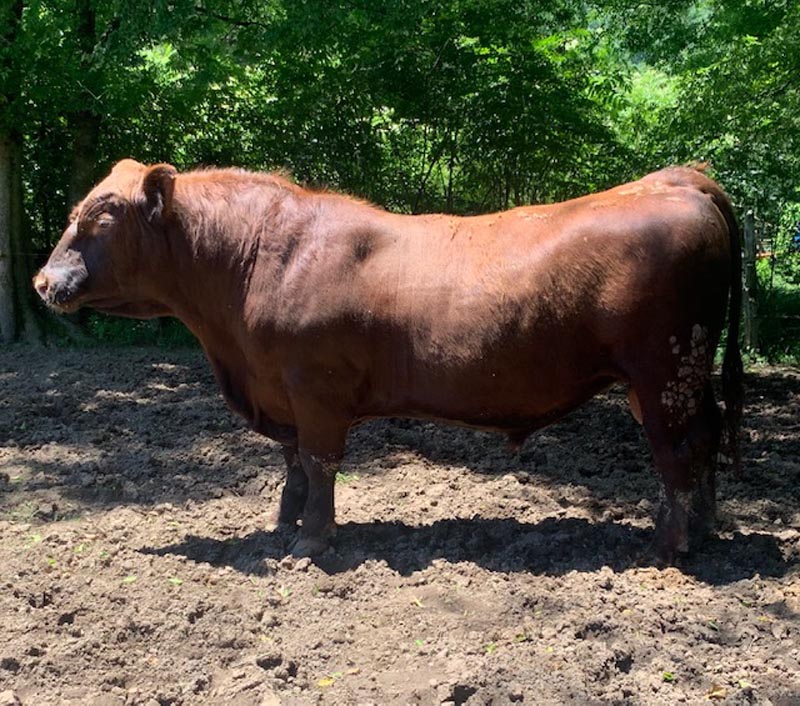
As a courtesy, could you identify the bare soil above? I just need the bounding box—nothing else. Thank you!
[0,346,798,705]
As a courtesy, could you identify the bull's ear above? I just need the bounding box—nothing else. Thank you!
[141,163,177,222]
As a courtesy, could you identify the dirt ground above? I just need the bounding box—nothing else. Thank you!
[0,346,798,705]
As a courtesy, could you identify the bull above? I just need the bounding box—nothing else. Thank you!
[34,160,743,559]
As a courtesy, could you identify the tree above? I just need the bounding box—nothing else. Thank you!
[603,0,800,220]
[0,135,13,343]
[0,0,24,343]
[3,0,797,354]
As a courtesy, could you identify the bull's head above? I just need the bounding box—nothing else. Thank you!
[33,159,176,318]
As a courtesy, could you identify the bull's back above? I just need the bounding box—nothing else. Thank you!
[341,173,731,420]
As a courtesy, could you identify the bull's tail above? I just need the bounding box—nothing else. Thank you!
[715,189,744,475]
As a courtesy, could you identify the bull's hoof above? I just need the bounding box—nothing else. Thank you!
[643,532,683,567]
[689,507,716,550]
[642,538,686,567]
[647,514,714,564]
[647,520,692,565]
[289,536,330,558]
[647,496,692,565]
[688,522,715,552]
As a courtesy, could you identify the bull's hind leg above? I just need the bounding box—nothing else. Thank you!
[642,390,719,560]
[634,380,721,560]
[641,416,694,561]
[687,382,722,543]
[630,328,719,560]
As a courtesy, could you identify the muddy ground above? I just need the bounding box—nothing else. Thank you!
[0,346,798,705]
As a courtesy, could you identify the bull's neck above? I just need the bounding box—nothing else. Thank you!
[156,172,310,341]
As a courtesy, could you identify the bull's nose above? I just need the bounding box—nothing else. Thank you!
[33,271,49,300]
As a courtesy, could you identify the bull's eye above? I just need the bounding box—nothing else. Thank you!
[89,212,116,232]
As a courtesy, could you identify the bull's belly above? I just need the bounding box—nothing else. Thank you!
[369,372,620,440]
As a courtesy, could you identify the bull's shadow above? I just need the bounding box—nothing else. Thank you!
[2,347,798,583]
[344,369,800,531]
[144,516,792,586]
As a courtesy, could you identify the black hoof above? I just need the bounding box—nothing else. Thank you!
[289,536,330,558]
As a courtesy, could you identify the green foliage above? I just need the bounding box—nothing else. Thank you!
[775,204,800,285]
[81,316,197,348]
[613,1,800,224]
[2,0,798,357]
[756,270,800,362]
[756,253,800,362]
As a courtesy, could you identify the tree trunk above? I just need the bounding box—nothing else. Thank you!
[0,135,14,342]
[64,110,100,335]
[0,0,24,343]
[68,110,101,207]
[9,133,43,344]
[62,0,101,334]
[68,0,101,206]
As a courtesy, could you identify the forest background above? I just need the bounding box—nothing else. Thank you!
[0,0,798,360]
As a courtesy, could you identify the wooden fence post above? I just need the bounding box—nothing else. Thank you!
[742,209,759,351]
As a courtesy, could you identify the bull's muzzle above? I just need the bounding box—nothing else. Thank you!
[33,271,49,299]
[32,253,89,311]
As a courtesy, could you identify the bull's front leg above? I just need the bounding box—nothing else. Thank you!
[274,444,309,527]
[289,449,338,558]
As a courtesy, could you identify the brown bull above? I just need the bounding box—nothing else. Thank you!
[34,160,743,559]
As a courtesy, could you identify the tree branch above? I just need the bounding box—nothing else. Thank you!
[194,5,272,31]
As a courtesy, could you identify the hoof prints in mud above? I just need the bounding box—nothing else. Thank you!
[0,347,799,705]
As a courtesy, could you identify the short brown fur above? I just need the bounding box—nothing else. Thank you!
[34,160,743,559]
